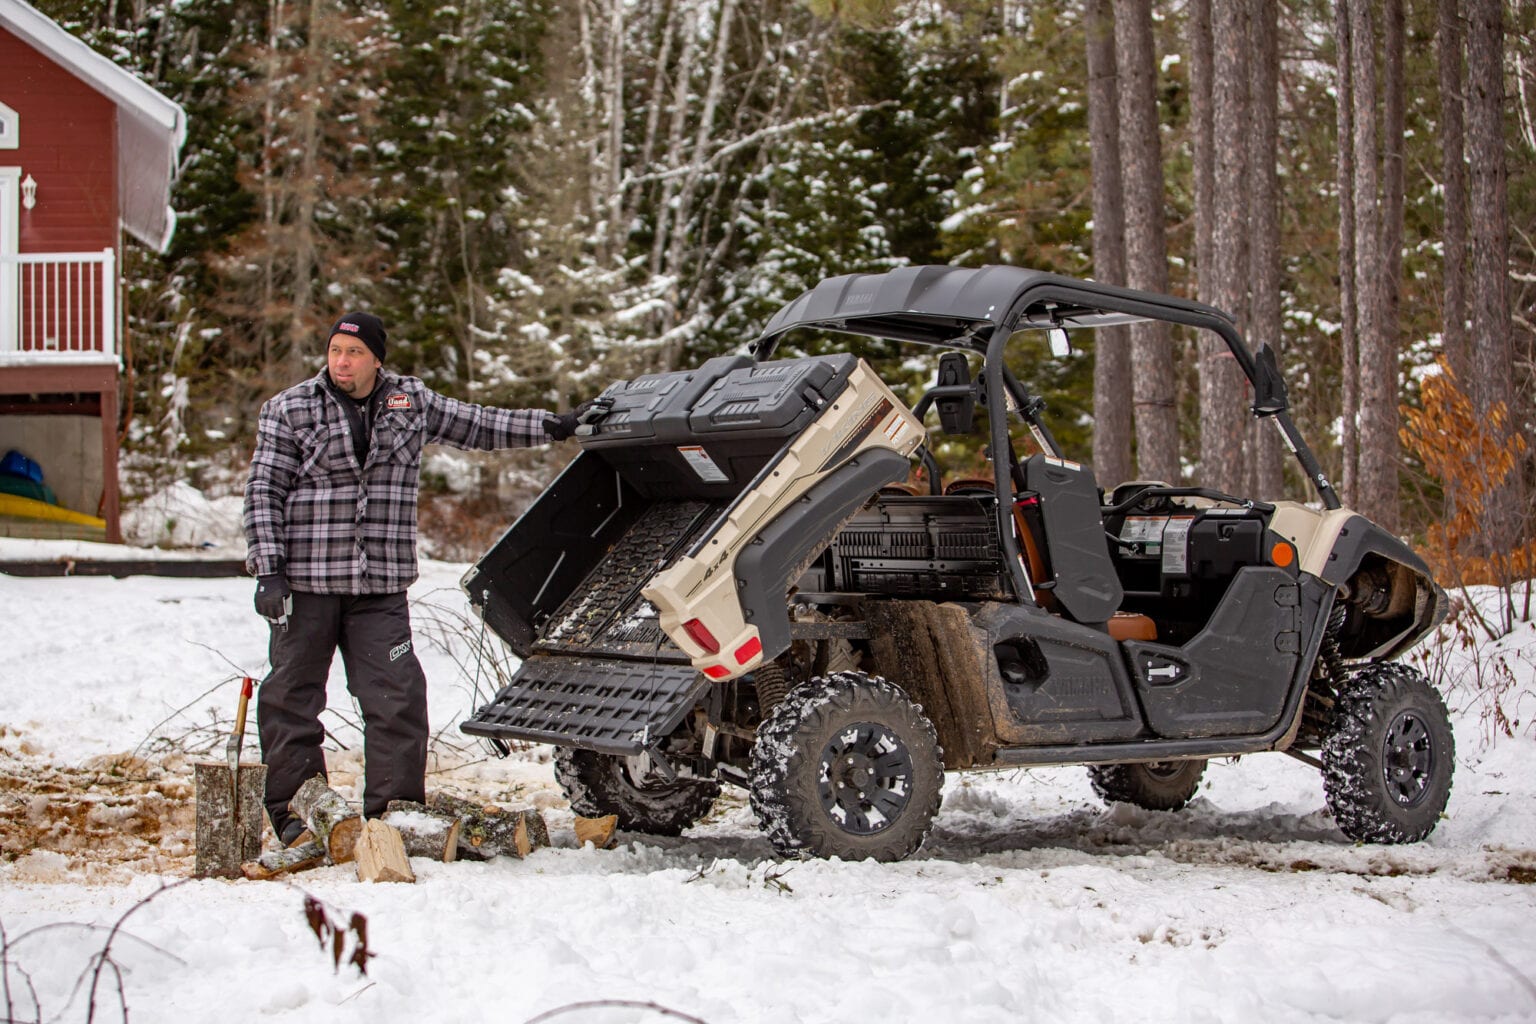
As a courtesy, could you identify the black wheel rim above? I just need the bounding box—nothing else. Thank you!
[1143,761,1186,780]
[817,722,915,835]
[1382,710,1435,808]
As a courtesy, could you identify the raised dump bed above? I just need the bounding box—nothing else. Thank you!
[460,352,923,754]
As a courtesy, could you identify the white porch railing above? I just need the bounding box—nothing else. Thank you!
[0,248,118,361]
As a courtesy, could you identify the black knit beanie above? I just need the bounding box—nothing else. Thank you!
[329,312,387,364]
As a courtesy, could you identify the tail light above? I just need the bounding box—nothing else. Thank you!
[682,618,720,654]
[734,637,763,665]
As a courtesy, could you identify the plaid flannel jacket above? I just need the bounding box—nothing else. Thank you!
[244,370,550,594]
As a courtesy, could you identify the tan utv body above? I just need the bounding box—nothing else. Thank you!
[643,360,924,681]
[461,266,1452,862]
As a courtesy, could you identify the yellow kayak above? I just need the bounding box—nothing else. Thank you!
[0,492,107,528]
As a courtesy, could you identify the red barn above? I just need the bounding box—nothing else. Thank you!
[0,0,185,542]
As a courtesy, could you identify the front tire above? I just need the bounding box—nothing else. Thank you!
[749,672,944,862]
[1322,663,1454,844]
[553,748,720,837]
[1089,760,1206,811]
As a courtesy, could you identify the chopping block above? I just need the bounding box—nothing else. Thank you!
[194,761,267,878]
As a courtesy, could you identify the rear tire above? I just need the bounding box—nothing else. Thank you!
[1322,663,1454,844]
[1089,760,1206,812]
[553,748,720,837]
[749,672,943,862]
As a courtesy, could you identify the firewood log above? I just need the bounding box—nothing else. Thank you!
[241,840,325,880]
[354,820,415,883]
[425,791,548,859]
[383,801,463,862]
[574,814,618,850]
[289,776,362,864]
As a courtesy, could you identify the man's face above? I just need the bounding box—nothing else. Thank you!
[328,334,381,396]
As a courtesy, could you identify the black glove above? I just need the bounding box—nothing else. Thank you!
[544,399,598,442]
[254,574,292,624]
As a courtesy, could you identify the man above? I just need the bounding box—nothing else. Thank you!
[243,312,585,845]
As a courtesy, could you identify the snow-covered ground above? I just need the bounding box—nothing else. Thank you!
[2,542,1535,1024]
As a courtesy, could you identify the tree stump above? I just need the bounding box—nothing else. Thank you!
[354,820,416,883]
[194,761,267,879]
[574,814,618,850]
[383,801,463,862]
[241,840,326,881]
[425,791,548,859]
[289,776,362,864]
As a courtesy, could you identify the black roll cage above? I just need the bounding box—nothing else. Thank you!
[752,268,1341,606]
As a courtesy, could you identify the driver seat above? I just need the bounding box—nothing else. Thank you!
[1015,454,1155,642]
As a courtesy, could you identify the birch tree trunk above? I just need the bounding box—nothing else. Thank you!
[648,1,702,280]
[603,0,626,259]
[1086,0,1132,487]
[626,0,682,236]
[661,0,739,366]
[1349,0,1400,533]
[1114,0,1179,484]
[1248,0,1284,499]
[1438,0,1471,384]
[1201,0,1251,495]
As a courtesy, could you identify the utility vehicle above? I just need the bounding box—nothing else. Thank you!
[460,265,1452,862]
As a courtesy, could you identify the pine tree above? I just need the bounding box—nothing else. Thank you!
[1086,0,1132,485]
[1114,0,1179,483]
[1247,0,1284,499]
[214,0,392,392]
[366,0,552,391]
[1199,0,1251,495]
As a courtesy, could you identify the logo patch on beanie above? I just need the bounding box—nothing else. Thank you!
[387,393,410,410]
[338,321,360,333]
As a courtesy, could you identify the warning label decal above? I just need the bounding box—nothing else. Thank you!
[678,445,729,483]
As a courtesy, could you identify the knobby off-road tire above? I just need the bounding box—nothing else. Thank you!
[749,672,944,862]
[1322,662,1454,844]
[1088,759,1207,812]
[553,748,720,837]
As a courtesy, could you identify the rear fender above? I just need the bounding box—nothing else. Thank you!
[644,360,924,679]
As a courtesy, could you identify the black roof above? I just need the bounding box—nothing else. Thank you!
[753,265,1236,355]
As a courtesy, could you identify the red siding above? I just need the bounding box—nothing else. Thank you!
[0,27,124,542]
[1,27,118,254]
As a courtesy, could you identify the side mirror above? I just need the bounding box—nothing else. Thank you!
[1046,327,1071,358]
[1251,343,1289,416]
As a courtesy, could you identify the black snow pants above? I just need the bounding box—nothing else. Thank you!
[258,590,428,837]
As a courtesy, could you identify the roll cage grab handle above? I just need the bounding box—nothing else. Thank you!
[978,284,1342,604]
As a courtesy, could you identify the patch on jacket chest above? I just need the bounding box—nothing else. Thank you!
[386,393,411,410]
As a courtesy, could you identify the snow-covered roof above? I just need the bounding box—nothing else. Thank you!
[0,0,187,252]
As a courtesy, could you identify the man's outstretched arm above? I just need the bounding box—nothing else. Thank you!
[422,390,558,450]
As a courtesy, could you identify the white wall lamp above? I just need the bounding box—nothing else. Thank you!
[20,173,36,210]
